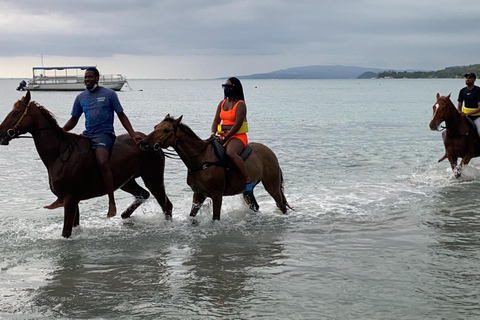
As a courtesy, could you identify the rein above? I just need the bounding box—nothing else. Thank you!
[6,101,59,139]
[6,100,72,161]
[7,101,30,138]
[156,122,216,169]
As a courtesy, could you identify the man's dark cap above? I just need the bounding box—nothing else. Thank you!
[464,72,476,78]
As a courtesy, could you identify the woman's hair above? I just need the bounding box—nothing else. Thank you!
[228,77,245,102]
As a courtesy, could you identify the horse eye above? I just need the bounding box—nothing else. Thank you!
[13,111,19,116]
[163,129,170,133]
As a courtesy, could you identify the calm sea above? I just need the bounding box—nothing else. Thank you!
[0,78,479,319]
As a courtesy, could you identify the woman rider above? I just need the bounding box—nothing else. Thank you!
[210,77,253,195]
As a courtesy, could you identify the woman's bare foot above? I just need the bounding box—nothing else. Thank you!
[44,198,64,209]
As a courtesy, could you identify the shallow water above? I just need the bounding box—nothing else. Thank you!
[1,78,479,319]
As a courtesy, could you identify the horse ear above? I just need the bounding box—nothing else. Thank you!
[447,93,451,99]
[173,115,183,126]
[24,90,31,104]
[436,93,440,99]
[165,114,170,119]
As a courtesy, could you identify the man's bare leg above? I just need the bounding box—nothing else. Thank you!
[95,148,117,218]
[44,198,64,209]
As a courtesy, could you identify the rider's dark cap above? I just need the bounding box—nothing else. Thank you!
[464,72,476,78]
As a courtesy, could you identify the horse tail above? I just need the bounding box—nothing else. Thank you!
[280,169,294,211]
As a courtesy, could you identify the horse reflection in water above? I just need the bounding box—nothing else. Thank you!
[430,93,480,178]
[0,91,173,238]
[140,114,292,221]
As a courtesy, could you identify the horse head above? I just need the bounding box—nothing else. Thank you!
[0,91,34,145]
[429,93,456,131]
[140,114,183,151]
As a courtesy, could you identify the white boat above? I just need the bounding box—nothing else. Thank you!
[17,66,127,91]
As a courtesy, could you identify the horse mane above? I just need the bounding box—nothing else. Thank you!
[439,95,457,110]
[30,101,79,142]
[166,116,203,141]
[31,101,61,129]
[440,95,455,107]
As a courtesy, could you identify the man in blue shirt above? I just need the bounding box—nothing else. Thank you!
[46,67,142,218]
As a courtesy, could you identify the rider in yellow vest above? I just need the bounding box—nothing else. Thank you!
[458,72,480,137]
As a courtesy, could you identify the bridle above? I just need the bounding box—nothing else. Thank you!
[152,121,211,164]
[434,99,470,136]
[153,123,178,152]
[7,101,30,138]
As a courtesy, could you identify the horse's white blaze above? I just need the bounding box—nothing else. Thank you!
[431,103,440,121]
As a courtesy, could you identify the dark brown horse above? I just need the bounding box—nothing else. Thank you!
[140,114,292,221]
[0,91,173,238]
[429,93,480,178]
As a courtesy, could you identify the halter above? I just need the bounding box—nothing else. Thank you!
[7,101,30,138]
[153,122,178,152]
[152,121,211,166]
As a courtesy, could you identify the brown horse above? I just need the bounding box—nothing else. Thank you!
[429,93,480,178]
[139,114,292,221]
[0,91,173,238]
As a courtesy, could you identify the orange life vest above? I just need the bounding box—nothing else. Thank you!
[218,99,248,147]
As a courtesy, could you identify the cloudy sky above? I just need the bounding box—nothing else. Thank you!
[1,0,479,79]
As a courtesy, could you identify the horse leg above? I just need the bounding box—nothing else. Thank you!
[461,155,473,167]
[212,195,223,221]
[455,155,474,178]
[120,179,150,219]
[73,204,79,227]
[62,197,80,238]
[190,192,206,217]
[141,176,173,219]
[447,154,460,178]
[262,175,289,214]
[243,189,259,212]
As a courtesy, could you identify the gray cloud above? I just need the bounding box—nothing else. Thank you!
[1,0,480,77]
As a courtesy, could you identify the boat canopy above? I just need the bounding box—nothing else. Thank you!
[32,66,96,71]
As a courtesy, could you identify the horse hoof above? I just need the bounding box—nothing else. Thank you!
[165,214,172,221]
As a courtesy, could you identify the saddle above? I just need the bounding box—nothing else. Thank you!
[198,139,252,171]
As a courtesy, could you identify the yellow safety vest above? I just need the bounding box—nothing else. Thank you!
[463,106,480,116]
[217,122,248,134]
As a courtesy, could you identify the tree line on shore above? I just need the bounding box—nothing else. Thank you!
[376,64,480,79]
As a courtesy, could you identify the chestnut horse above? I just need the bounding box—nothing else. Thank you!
[0,91,173,238]
[139,115,292,221]
[429,93,480,178]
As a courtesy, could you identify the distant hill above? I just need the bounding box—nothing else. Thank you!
[237,64,480,80]
[238,65,386,79]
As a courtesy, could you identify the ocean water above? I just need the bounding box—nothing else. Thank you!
[0,78,479,319]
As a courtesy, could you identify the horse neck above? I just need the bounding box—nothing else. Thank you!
[29,110,68,166]
[445,103,469,136]
[174,132,210,168]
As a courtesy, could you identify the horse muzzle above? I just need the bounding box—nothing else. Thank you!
[138,141,152,152]
[429,120,441,131]
[0,135,11,145]
[138,141,163,152]
[153,143,163,152]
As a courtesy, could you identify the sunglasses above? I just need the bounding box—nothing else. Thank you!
[222,84,234,88]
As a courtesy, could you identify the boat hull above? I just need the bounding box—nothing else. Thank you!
[25,81,125,91]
